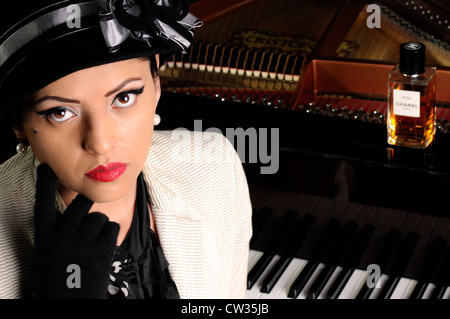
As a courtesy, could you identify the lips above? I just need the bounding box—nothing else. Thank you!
[85,162,127,182]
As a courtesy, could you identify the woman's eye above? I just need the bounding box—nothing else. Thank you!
[37,107,77,123]
[112,86,144,108]
[113,92,137,108]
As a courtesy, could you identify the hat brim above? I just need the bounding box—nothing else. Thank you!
[0,23,174,119]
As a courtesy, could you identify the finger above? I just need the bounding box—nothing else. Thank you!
[34,164,58,243]
[76,212,109,240]
[98,221,120,247]
[58,193,94,234]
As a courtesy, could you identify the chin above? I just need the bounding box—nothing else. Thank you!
[79,178,133,203]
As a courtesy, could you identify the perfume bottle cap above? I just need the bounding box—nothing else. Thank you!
[399,42,426,75]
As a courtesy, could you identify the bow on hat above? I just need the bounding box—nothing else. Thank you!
[94,0,202,53]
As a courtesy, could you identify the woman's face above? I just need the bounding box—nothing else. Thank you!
[17,58,160,204]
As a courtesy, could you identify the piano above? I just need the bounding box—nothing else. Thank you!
[155,0,450,299]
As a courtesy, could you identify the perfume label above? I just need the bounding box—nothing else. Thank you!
[393,89,420,118]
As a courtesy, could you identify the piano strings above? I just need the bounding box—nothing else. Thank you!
[160,1,450,131]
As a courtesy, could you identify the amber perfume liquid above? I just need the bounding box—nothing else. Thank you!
[387,66,436,148]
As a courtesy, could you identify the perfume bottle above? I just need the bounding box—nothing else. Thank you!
[387,42,436,148]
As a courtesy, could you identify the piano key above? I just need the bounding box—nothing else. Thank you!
[383,214,438,299]
[328,267,355,299]
[377,231,419,299]
[410,218,450,298]
[246,254,281,299]
[325,223,375,299]
[386,277,411,299]
[247,210,298,289]
[419,283,435,299]
[259,258,308,299]
[248,250,264,272]
[408,236,447,299]
[250,206,274,248]
[307,221,358,299]
[297,262,326,299]
[442,287,450,299]
[255,195,332,298]
[356,228,402,299]
[260,257,293,294]
[312,266,343,299]
[340,207,393,298]
[430,245,450,299]
[368,274,390,299]
[248,252,276,290]
[246,187,450,300]
[338,269,369,299]
[287,218,341,298]
[400,279,418,299]
[260,213,315,294]
[356,209,410,299]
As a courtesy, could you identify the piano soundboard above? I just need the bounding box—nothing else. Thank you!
[246,186,450,299]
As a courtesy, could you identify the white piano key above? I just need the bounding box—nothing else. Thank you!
[401,279,417,299]
[338,269,368,299]
[246,254,281,299]
[389,278,411,299]
[369,274,390,299]
[248,250,264,272]
[259,258,308,299]
[442,286,450,299]
[420,283,435,299]
[317,266,343,299]
[297,262,325,299]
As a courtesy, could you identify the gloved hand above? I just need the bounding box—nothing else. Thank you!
[33,164,120,299]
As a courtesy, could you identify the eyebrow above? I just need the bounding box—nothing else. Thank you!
[34,96,81,107]
[33,77,144,107]
[105,77,143,97]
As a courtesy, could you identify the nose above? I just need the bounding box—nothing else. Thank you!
[82,111,117,156]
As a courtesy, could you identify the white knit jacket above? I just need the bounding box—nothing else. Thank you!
[0,130,253,299]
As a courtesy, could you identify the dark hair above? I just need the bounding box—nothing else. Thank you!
[2,55,160,129]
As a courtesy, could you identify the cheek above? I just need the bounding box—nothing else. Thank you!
[120,99,156,162]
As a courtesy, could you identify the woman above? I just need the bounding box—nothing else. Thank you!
[0,0,252,299]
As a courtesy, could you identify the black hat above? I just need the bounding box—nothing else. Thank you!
[0,0,201,118]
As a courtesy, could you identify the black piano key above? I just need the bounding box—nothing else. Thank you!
[307,221,358,299]
[378,231,419,299]
[247,252,276,289]
[284,213,316,257]
[287,260,320,298]
[430,245,450,299]
[326,267,355,299]
[409,237,447,299]
[380,276,402,299]
[250,206,273,248]
[260,213,316,293]
[247,211,297,289]
[287,218,341,298]
[306,264,340,299]
[260,257,293,293]
[356,228,402,299]
[325,224,375,299]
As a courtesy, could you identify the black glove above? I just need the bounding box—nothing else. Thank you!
[33,164,120,299]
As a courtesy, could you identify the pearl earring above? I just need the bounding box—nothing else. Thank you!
[154,114,161,126]
[16,138,28,154]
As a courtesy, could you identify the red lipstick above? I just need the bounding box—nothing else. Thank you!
[85,162,127,182]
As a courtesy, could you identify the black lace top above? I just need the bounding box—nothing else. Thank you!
[107,173,180,299]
